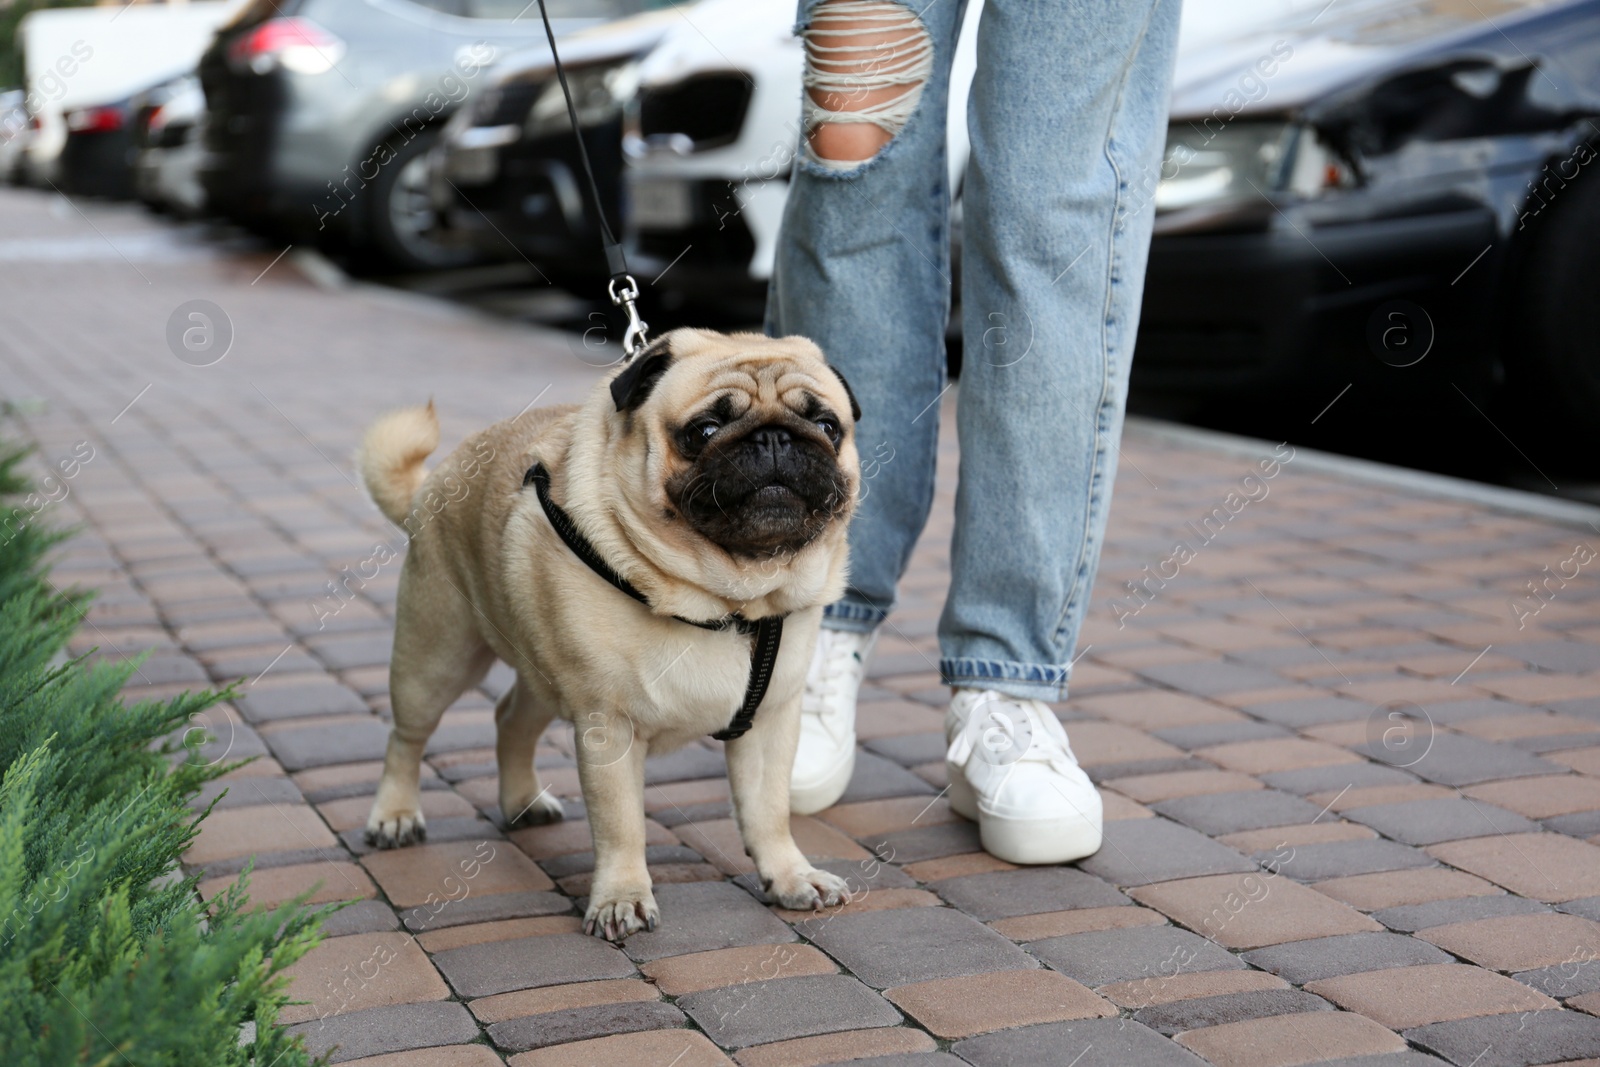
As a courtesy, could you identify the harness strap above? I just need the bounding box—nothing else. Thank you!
[526,462,782,740]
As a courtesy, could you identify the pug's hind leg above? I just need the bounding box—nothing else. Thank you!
[576,710,657,940]
[367,581,494,849]
[495,677,564,828]
[726,694,851,911]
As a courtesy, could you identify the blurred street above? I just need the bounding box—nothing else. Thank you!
[5,186,1600,1066]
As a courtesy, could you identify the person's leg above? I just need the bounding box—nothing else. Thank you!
[941,0,1181,698]
[767,0,968,633]
[939,0,1180,865]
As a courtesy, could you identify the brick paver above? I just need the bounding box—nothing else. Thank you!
[6,190,1600,1063]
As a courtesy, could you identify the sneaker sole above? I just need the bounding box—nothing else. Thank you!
[790,745,855,815]
[947,762,1102,865]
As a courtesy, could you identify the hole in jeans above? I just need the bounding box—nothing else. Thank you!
[802,0,933,168]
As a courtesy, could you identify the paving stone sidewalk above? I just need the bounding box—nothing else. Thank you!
[5,190,1600,1067]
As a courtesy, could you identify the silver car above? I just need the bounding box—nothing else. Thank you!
[197,0,653,270]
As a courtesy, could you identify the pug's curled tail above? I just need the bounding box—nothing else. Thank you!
[359,401,439,527]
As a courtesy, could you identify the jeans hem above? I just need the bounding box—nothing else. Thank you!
[823,600,888,632]
[941,657,1070,702]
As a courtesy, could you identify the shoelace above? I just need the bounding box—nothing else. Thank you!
[947,696,1079,777]
[801,632,860,725]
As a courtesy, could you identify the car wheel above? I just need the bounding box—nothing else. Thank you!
[1513,146,1600,419]
[365,129,480,272]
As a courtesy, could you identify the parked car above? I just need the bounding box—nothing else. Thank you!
[59,94,137,198]
[17,0,239,189]
[197,0,658,271]
[622,0,979,312]
[430,6,682,289]
[1136,0,1600,417]
[133,75,208,216]
[624,0,1600,417]
[0,91,29,184]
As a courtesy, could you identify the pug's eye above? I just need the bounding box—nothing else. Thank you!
[677,417,722,458]
[815,417,841,444]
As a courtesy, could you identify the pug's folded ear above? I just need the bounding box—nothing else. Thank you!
[828,365,861,423]
[610,336,674,413]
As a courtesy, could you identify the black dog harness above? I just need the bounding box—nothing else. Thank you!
[525,463,783,741]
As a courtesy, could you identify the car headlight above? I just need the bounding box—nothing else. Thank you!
[1155,122,1296,212]
[526,60,640,138]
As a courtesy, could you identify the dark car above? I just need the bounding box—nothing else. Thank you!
[59,96,137,199]
[431,8,676,289]
[1133,0,1600,419]
[196,0,652,270]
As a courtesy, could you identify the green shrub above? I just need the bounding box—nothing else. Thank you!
[0,439,330,1065]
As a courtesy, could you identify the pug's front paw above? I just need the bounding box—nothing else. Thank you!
[584,886,659,941]
[365,806,427,849]
[766,867,851,911]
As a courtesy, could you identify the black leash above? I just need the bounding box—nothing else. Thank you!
[533,0,649,358]
[525,463,784,741]
[523,15,780,739]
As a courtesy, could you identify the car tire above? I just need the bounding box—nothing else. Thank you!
[1512,144,1600,419]
[364,128,481,273]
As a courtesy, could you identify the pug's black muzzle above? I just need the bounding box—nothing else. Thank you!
[671,422,848,557]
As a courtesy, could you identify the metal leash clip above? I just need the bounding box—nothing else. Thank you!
[609,274,649,360]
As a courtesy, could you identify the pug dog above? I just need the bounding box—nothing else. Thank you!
[356,328,861,939]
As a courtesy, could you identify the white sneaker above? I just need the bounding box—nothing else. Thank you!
[790,628,877,814]
[946,688,1103,864]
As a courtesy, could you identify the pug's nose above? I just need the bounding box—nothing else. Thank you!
[747,426,793,457]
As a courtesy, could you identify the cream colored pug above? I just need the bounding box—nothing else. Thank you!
[357,328,861,939]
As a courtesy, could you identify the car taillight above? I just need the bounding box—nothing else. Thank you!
[66,106,124,133]
[227,17,346,76]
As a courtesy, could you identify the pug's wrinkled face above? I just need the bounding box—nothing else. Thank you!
[610,329,860,559]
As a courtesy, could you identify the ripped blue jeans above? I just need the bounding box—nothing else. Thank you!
[766,0,1181,701]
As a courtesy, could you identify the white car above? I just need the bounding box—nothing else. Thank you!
[133,76,207,216]
[17,0,242,187]
[621,0,980,307]
[620,0,1322,307]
